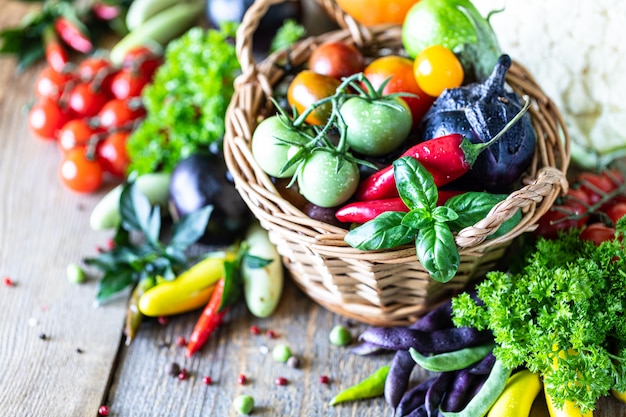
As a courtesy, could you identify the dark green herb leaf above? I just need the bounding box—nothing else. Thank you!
[96,268,135,303]
[431,206,459,224]
[243,254,273,269]
[219,258,241,312]
[345,211,416,250]
[416,222,459,283]
[119,183,150,232]
[145,205,162,245]
[393,156,438,211]
[400,208,432,230]
[170,204,213,249]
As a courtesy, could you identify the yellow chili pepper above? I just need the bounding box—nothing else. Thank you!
[487,369,542,417]
[544,386,593,417]
[611,389,626,404]
[138,252,232,317]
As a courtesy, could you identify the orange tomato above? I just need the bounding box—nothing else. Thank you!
[335,0,420,26]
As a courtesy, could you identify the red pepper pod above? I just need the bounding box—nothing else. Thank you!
[54,16,93,54]
[186,278,228,357]
[42,24,68,72]
[355,133,470,201]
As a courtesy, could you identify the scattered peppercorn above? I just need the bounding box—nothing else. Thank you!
[233,394,254,415]
[272,343,292,363]
[175,336,186,347]
[329,325,352,346]
[275,376,288,386]
[266,329,277,339]
[39,333,48,340]
[3,276,14,286]
[202,376,213,385]
[157,316,169,325]
[237,374,247,385]
[250,325,261,335]
[98,405,110,416]
[287,355,300,369]
[76,348,84,354]
[320,375,330,384]
[166,362,181,377]
[177,368,189,380]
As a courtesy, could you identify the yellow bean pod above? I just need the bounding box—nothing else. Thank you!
[487,369,541,417]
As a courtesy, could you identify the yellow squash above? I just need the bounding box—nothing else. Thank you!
[487,369,542,417]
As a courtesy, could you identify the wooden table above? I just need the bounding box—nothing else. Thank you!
[1,2,624,416]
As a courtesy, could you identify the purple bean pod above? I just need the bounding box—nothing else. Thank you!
[396,377,436,417]
[424,372,455,417]
[385,349,416,409]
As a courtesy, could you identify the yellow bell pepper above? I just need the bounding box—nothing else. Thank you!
[487,369,542,417]
[138,252,233,317]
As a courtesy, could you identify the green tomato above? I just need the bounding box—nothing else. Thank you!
[297,151,359,208]
[401,0,501,80]
[341,96,412,156]
[251,115,308,178]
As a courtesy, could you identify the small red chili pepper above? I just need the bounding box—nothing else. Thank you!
[185,278,228,357]
[54,16,93,54]
[42,25,68,72]
[355,97,530,201]
[91,2,121,20]
[336,190,464,224]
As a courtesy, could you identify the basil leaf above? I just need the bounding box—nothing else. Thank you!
[145,205,162,246]
[345,211,416,250]
[170,204,213,249]
[96,268,135,303]
[416,222,460,283]
[394,157,438,211]
[119,182,152,233]
[444,192,521,238]
[401,208,433,230]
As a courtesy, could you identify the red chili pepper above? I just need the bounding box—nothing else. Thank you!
[91,2,121,20]
[336,190,463,223]
[54,16,93,54]
[42,25,68,72]
[185,278,228,357]
[355,97,531,201]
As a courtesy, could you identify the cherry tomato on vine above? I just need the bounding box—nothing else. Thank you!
[110,68,152,100]
[308,41,365,80]
[97,98,146,129]
[605,202,626,225]
[287,70,341,126]
[575,171,617,205]
[413,45,464,97]
[28,98,69,140]
[68,82,109,118]
[77,56,117,93]
[534,188,591,240]
[335,0,419,26]
[363,55,434,125]
[96,131,131,177]
[297,150,359,208]
[34,66,74,100]
[580,223,616,245]
[59,147,104,193]
[57,118,101,153]
[122,46,163,76]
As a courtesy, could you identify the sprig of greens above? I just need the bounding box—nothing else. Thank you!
[451,223,626,413]
[85,181,212,304]
[344,157,521,282]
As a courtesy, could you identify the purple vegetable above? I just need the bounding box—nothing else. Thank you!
[359,326,493,354]
[419,55,536,193]
[403,404,428,417]
[425,372,454,417]
[385,350,417,408]
[469,352,496,375]
[412,300,454,332]
[441,352,496,412]
[396,377,436,417]
[350,341,384,356]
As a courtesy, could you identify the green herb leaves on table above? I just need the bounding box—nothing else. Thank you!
[451,222,626,413]
[85,181,212,303]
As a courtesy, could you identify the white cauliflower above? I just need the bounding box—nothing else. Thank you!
[472,0,626,168]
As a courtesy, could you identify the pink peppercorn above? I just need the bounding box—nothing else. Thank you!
[275,377,288,386]
[319,375,330,384]
[157,316,169,325]
[178,368,188,380]
[175,336,186,347]
[202,376,212,385]
[237,374,247,385]
[98,405,109,416]
[3,277,14,286]
[250,325,261,335]
[266,329,277,339]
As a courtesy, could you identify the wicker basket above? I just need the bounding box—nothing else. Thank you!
[224,0,570,326]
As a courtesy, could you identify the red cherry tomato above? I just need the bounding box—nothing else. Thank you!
[413,45,464,97]
[605,202,626,225]
[97,131,131,177]
[34,66,74,100]
[28,98,69,140]
[110,68,151,100]
[308,41,365,80]
[57,118,101,153]
[534,188,591,240]
[68,82,109,118]
[59,147,104,193]
[77,56,117,93]
[97,98,146,130]
[576,172,617,205]
[364,55,435,125]
[580,222,616,245]
[287,70,341,125]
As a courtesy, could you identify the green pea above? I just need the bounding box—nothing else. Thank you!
[329,324,352,346]
[66,262,86,284]
[233,394,254,415]
[409,343,496,372]
[272,343,292,363]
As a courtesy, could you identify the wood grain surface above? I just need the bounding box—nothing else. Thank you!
[0,1,624,416]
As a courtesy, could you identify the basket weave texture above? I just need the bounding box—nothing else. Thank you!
[224,0,571,326]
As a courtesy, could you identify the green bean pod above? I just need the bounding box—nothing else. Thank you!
[409,343,495,373]
[329,365,390,406]
[439,359,512,417]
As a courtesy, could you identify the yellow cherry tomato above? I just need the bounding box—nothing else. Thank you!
[413,44,464,97]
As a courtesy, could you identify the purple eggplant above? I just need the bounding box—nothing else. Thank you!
[419,54,536,193]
